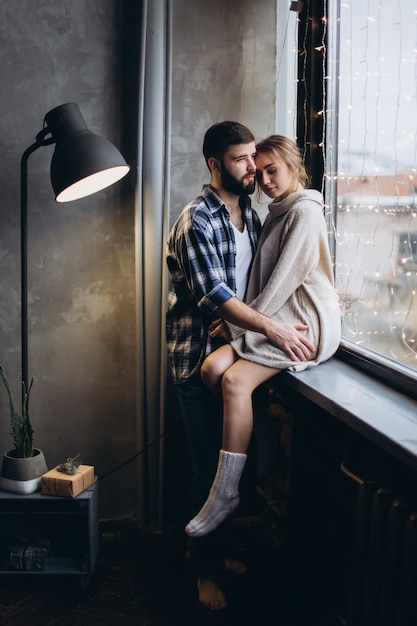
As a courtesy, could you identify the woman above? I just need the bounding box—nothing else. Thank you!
[185,135,341,538]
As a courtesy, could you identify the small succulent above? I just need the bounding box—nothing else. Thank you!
[57,455,81,475]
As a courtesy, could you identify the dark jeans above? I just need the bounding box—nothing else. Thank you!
[176,373,224,578]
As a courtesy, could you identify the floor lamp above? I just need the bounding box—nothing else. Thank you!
[20,102,130,403]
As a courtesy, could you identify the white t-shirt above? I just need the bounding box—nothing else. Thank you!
[232,223,253,301]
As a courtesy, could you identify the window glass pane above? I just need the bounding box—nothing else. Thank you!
[333,0,417,372]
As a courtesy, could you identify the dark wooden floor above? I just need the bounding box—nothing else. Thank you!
[0,511,341,626]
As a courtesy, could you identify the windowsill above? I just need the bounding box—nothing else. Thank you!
[279,356,417,474]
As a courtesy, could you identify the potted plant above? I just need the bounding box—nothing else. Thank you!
[0,365,47,494]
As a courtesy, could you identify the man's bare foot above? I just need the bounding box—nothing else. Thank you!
[197,577,227,610]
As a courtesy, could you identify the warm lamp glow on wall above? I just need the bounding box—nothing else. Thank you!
[20,102,130,399]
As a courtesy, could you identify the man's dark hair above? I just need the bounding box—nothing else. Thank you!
[202,121,255,166]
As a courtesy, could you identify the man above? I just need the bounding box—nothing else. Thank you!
[166,121,311,610]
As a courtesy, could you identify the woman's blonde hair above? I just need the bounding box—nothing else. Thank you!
[255,135,309,197]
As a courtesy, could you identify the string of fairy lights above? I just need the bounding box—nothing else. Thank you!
[319,0,417,368]
[278,0,417,372]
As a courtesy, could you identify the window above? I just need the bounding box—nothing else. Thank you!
[325,0,417,389]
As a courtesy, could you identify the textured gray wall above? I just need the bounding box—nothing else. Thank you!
[170,0,277,223]
[0,0,277,521]
[0,1,138,518]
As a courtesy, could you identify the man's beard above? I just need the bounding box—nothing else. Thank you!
[220,162,255,196]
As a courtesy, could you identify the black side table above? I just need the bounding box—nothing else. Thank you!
[0,478,99,587]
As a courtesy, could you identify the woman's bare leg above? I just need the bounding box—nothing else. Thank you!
[200,344,237,398]
[221,359,281,453]
[185,359,281,537]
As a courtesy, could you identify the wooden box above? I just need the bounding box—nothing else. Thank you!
[41,465,94,498]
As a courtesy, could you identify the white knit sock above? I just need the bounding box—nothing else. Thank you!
[185,449,247,537]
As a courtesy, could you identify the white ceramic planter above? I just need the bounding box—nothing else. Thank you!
[0,448,48,494]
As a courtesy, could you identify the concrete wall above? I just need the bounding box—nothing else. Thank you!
[0,0,277,522]
[0,0,139,518]
[170,0,277,223]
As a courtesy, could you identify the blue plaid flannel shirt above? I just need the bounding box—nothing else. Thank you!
[166,185,261,384]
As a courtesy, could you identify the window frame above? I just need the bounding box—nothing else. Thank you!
[296,0,417,400]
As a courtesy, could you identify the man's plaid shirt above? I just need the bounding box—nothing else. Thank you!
[166,185,261,384]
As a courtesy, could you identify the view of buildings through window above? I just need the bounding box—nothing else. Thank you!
[328,0,417,373]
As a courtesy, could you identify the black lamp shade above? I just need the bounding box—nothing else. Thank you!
[44,103,130,202]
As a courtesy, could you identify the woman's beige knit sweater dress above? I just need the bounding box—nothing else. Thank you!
[230,189,341,372]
